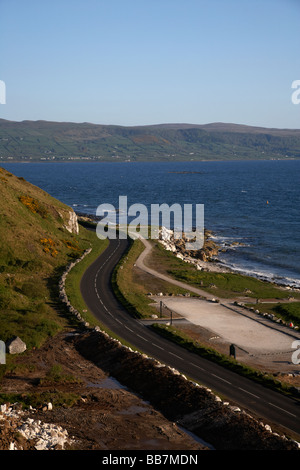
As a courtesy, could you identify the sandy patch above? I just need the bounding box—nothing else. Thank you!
[159,297,296,355]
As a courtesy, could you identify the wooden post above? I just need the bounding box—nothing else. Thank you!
[230,343,236,359]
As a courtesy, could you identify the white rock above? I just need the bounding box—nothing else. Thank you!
[0,404,7,413]
[6,336,27,355]
[64,210,79,234]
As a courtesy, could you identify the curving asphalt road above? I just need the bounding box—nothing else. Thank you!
[80,236,300,439]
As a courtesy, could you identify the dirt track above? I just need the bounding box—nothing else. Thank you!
[0,329,207,451]
[1,327,299,450]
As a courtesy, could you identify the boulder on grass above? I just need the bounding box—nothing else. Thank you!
[6,336,27,354]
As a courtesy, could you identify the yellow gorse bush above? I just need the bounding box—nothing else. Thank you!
[39,237,58,257]
[19,195,48,218]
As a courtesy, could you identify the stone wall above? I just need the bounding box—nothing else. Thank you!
[58,247,92,327]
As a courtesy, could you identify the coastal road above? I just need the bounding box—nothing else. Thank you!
[80,236,300,439]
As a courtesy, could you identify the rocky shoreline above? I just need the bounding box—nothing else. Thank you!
[158,226,300,292]
[76,212,300,290]
[158,226,230,273]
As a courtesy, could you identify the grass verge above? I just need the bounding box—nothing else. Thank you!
[151,323,298,398]
[0,391,80,409]
[64,226,108,328]
[150,242,300,301]
[111,238,201,319]
[64,227,144,350]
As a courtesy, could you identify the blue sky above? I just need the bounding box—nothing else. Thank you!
[0,0,299,128]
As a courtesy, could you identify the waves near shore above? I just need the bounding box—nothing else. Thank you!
[159,226,300,291]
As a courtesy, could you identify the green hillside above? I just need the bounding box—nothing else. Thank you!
[0,167,97,349]
[0,119,300,161]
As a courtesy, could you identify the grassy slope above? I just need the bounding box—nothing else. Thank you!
[0,167,102,350]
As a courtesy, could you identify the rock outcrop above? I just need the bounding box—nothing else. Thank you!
[63,210,79,234]
[159,226,220,265]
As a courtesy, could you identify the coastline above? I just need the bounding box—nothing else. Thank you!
[76,211,300,292]
[3,160,299,291]
[158,226,300,292]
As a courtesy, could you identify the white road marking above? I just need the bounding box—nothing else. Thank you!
[152,343,165,351]
[169,352,184,360]
[268,402,297,418]
[210,373,232,385]
[191,363,204,371]
[136,334,148,342]
[238,388,260,399]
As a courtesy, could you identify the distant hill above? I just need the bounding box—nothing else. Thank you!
[0,119,300,161]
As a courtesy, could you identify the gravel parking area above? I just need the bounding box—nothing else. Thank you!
[152,296,300,377]
[161,297,295,354]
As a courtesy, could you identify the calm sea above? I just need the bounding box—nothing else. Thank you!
[3,160,300,288]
